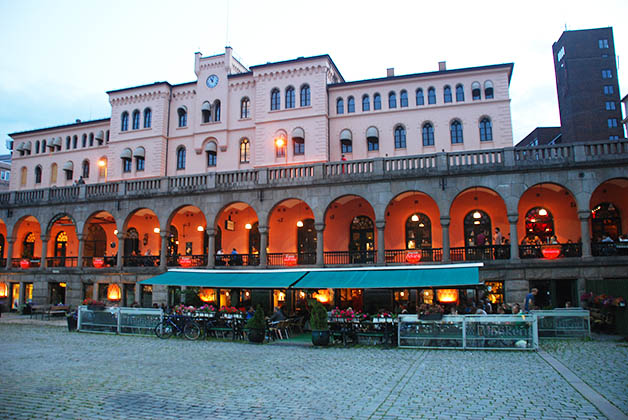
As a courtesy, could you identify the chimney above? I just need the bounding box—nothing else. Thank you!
[387,68,395,77]
[75,119,81,123]
[438,61,447,71]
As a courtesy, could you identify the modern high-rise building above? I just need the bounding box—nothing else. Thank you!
[552,27,624,142]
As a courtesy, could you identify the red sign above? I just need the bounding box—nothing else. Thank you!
[283,254,298,266]
[406,251,422,264]
[93,257,105,268]
[178,256,193,268]
[20,259,30,269]
[541,245,561,259]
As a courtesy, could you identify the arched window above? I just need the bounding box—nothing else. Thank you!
[55,231,68,259]
[82,160,89,178]
[405,213,432,249]
[349,216,375,263]
[82,134,87,148]
[20,167,27,187]
[422,123,435,146]
[121,112,129,131]
[362,95,370,111]
[450,120,463,144]
[35,140,40,154]
[292,128,305,155]
[275,134,287,158]
[416,88,424,106]
[456,84,465,102]
[394,125,406,149]
[270,88,280,110]
[205,142,217,167]
[428,87,436,104]
[297,218,316,263]
[50,163,58,184]
[464,210,492,246]
[300,84,310,107]
[472,82,481,100]
[373,93,382,110]
[132,110,140,130]
[525,207,554,243]
[177,107,187,127]
[484,81,494,99]
[176,147,186,169]
[213,100,221,122]
[63,161,73,181]
[42,139,47,151]
[479,117,493,141]
[444,85,452,103]
[366,126,379,151]
[388,91,397,108]
[248,222,260,256]
[89,133,94,147]
[400,90,408,107]
[340,129,352,154]
[336,98,344,114]
[98,158,107,178]
[240,138,250,163]
[22,232,36,259]
[347,96,355,113]
[591,203,621,241]
[106,130,109,142]
[34,166,42,184]
[124,227,140,257]
[285,86,295,109]
[240,97,250,119]
[65,136,71,149]
[201,101,211,123]
[143,108,152,128]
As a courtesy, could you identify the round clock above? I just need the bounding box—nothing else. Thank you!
[206,74,219,88]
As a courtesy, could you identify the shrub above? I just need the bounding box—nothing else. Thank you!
[310,301,329,331]
[246,304,265,330]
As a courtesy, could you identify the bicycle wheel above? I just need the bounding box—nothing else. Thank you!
[155,321,174,339]
[183,321,201,340]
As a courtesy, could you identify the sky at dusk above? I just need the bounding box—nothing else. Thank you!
[0,0,626,154]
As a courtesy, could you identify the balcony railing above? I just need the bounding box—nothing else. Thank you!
[46,256,79,268]
[591,242,628,257]
[518,243,582,259]
[324,251,376,265]
[167,255,208,267]
[450,246,510,261]
[385,248,443,263]
[11,259,41,268]
[122,256,160,267]
[267,252,316,266]
[213,254,259,267]
[5,140,626,208]
[82,256,117,268]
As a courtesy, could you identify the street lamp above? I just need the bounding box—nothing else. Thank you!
[97,158,108,183]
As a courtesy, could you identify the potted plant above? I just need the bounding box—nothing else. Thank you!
[310,301,330,346]
[246,304,265,343]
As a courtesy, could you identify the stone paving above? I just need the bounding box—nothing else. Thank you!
[0,322,625,420]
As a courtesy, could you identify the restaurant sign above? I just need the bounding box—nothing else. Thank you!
[283,254,298,266]
[405,251,422,264]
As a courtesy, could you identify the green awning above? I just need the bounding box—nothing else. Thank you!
[139,269,306,289]
[293,266,480,289]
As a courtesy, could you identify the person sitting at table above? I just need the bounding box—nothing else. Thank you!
[269,306,286,322]
[246,306,255,320]
[601,234,614,243]
[511,303,521,315]
[619,234,628,242]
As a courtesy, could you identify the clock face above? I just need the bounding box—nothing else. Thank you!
[206,74,219,88]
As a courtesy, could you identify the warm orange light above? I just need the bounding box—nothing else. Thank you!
[153,227,160,233]
[0,282,8,298]
[197,225,204,232]
[245,223,252,230]
[97,159,106,167]
[278,291,285,302]
[59,283,67,288]
[199,288,216,303]
[313,289,331,304]
[541,245,561,259]
[296,220,304,228]
[437,289,458,303]
[275,137,285,148]
[107,284,121,301]
[473,211,482,219]
[538,208,548,216]
[411,214,419,222]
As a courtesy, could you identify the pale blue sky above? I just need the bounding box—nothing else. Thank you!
[1,0,626,154]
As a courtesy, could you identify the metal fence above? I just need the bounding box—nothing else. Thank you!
[77,306,163,335]
[398,314,538,350]
[530,309,590,338]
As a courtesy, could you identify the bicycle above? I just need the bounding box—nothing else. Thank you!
[154,315,201,340]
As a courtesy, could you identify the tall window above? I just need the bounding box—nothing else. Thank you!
[484,81,494,99]
[366,127,379,151]
[35,166,42,184]
[136,156,144,171]
[362,95,370,111]
[81,135,86,148]
[275,136,286,157]
[132,110,140,130]
[177,107,187,127]
[400,90,408,107]
[65,136,71,149]
[336,98,344,114]
[72,135,77,149]
[202,102,211,123]
[285,87,295,109]
[464,210,492,246]
[602,69,612,79]
[605,101,616,110]
[427,87,436,104]
[240,138,250,163]
[456,84,465,102]
[300,84,311,107]
[89,133,94,147]
[50,163,57,184]
[604,85,614,95]
[416,88,424,106]
[525,207,554,243]
[443,86,452,103]
[340,129,352,154]
[143,108,152,128]
[20,167,27,187]
[121,112,129,131]
[405,214,432,249]
[479,118,493,141]
[472,82,481,100]
[176,147,186,169]
[388,91,397,108]
[271,88,280,110]
[347,96,355,113]
[35,141,40,154]
[293,137,305,155]
[608,118,618,128]
[591,202,622,240]
[212,100,221,122]
[240,97,250,118]
[122,158,132,173]
[206,142,217,167]
[82,160,89,178]
[422,123,434,146]
[373,93,381,110]
[394,125,406,149]
[450,120,463,144]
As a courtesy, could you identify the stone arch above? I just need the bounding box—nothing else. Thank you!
[385,190,442,251]
[266,198,315,255]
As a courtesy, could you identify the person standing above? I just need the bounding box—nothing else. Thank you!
[494,227,503,245]
[524,288,538,312]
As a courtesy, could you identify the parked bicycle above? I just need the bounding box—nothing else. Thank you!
[154,315,201,340]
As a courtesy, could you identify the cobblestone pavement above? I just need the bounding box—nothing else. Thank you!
[0,323,623,420]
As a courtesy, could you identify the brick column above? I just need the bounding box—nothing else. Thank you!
[40,235,49,269]
[315,223,325,267]
[376,220,385,265]
[440,217,450,263]
[206,228,216,268]
[578,210,592,259]
[258,226,268,268]
[76,234,84,268]
[508,213,520,261]
[116,233,124,269]
[159,231,168,270]
[5,237,14,270]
